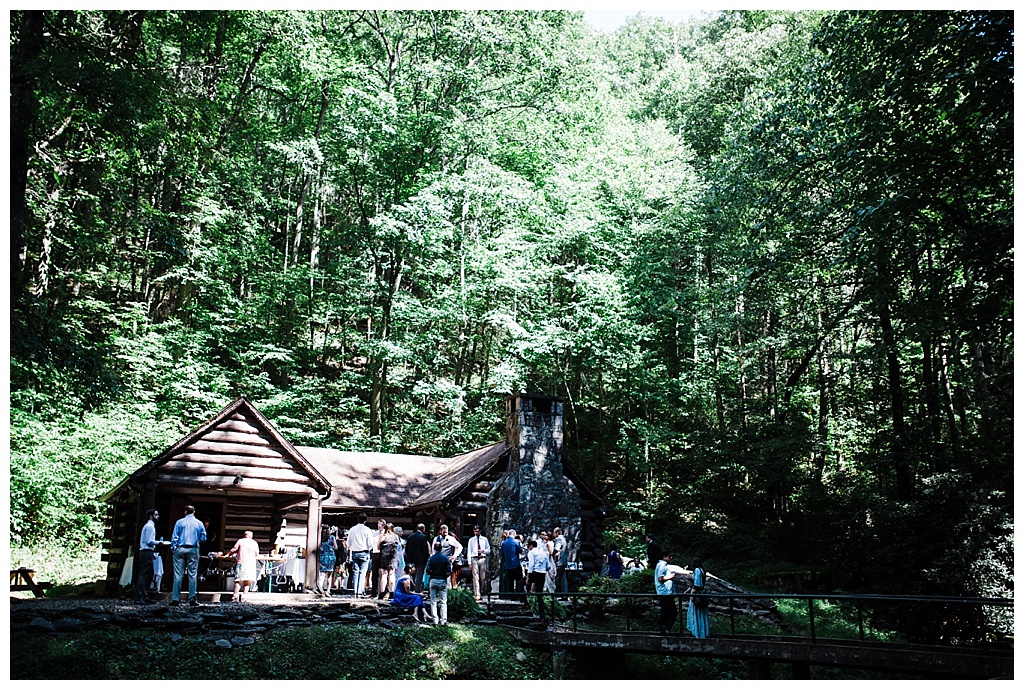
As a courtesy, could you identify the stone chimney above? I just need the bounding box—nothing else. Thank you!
[490,394,577,543]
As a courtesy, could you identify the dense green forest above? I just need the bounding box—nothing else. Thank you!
[9,9,1013,613]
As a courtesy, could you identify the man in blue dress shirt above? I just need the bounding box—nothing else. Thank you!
[170,505,207,607]
[501,529,524,597]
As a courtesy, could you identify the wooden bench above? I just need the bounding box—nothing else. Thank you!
[10,568,52,597]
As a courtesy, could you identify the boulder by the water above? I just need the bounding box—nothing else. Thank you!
[676,570,782,628]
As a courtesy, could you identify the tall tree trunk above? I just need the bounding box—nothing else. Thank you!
[812,291,830,484]
[292,176,308,267]
[937,345,963,461]
[970,341,993,441]
[765,308,778,421]
[712,333,725,436]
[913,248,943,465]
[292,80,330,268]
[34,187,59,297]
[309,170,322,297]
[736,296,748,431]
[10,10,45,301]
[370,256,404,439]
[217,26,274,147]
[921,333,943,466]
[875,288,911,499]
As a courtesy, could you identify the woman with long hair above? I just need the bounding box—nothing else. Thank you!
[541,531,557,593]
[605,543,624,579]
[686,556,710,638]
[377,522,401,599]
[317,525,338,597]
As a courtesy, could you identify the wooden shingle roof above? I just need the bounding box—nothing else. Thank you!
[301,441,508,511]
[408,441,508,509]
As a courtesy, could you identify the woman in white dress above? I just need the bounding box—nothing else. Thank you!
[541,531,557,593]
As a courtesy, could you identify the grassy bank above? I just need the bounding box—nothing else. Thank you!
[11,622,557,680]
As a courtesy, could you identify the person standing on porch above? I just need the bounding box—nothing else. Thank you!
[225,530,259,602]
[466,525,491,601]
[394,525,406,575]
[646,533,661,570]
[500,531,524,596]
[332,529,348,593]
[526,539,551,609]
[133,508,159,605]
[347,513,375,598]
[540,530,557,593]
[170,505,207,607]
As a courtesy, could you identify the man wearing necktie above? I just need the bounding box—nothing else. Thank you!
[466,525,491,601]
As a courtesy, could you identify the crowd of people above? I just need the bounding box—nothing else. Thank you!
[134,508,709,638]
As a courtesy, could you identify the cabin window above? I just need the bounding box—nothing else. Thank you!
[460,512,481,541]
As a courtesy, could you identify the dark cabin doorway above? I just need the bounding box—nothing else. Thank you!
[168,497,225,553]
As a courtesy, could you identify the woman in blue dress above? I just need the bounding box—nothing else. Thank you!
[394,564,431,623]
[686,556,710,638]
[605,543,624,579]
[317,525,338,597]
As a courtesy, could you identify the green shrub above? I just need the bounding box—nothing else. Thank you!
[619,569,656,593]
[445,585,484,620]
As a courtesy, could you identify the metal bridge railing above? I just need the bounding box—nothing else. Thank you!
[525,590,1013,646]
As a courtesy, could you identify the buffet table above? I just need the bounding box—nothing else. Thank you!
[279,558,306,587]
[200,555,240,591]
[257,557,306,592]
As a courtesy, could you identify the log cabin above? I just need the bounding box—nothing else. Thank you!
[100,393,607,594]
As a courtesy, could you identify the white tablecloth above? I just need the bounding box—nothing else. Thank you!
[259,558,306,587]
[279,558,306,586]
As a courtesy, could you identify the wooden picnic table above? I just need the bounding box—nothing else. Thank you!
[10,567,52,597]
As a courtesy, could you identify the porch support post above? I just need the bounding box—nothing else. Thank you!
[140,481,157,515]
[305,495,322,591]
[134,480,157,542]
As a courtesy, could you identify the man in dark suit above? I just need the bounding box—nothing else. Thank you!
[645,533,661,570]
[404,523,431,592]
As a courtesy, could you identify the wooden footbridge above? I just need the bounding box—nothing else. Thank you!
[496,591,1014,679]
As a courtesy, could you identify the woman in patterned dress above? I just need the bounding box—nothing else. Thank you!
[317,525,338,597]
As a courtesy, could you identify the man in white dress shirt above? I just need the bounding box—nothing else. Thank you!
[465,525,491,600]
[347,513,376,597]
[432,524,463,588]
